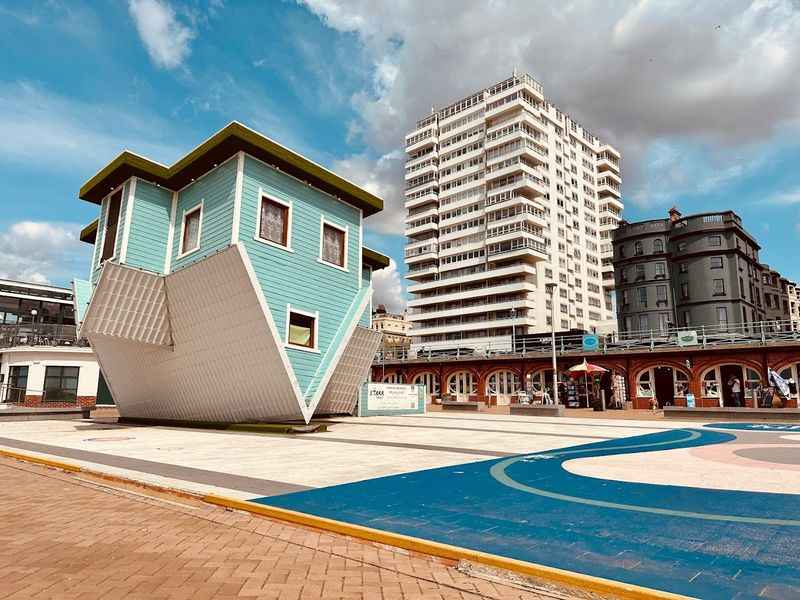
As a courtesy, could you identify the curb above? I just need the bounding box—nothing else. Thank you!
[203,494,693,600]
[0,448,692,600]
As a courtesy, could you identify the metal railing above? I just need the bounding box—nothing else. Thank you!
[0,323,87,349]
[375,319,800,363]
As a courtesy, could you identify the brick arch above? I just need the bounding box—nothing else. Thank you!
[773,358,800,373]
[631,359,691,383]
[697,359,764,381]
[442,367,480,398]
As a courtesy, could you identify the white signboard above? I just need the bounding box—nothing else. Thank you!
[367,383,420,412]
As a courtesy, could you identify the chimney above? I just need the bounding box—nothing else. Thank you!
[668,206,682,223]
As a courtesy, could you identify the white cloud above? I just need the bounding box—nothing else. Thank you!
[0,81,183,172]
[371,258,406,313]
[768,187,800,205]
[128,0,195,70]
[299,0,800,224]
[0,221,91,286]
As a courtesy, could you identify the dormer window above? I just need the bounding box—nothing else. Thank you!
[179,203,202,256]
[100,189,122,262]
[258,195,291,249]
[320,219,347,270]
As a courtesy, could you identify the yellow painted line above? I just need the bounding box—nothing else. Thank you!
[203,494,695,600]
[0,448,81,473]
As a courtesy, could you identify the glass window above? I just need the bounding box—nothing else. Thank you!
[683,311,691,326]
[321,223,346,268]
[710,256,723,269]
[6,365,28,402]
[703,369,720,397]
[677,242,687,252]
[681,282,689,299]
[656,285,667,302]
[635,264,645,279]
[674,370,689,397]
[709,235,722,247]
[744,368,761,399]
[634,241,643,255]
[659,313,670,332]
[259,197,290,246]
[181,205,202,255]
[288,310,316,349]
[638,287,647,307]
[679,262,688,273]
[639,314,648,331]
[637,370,653,397]
[717,307,729,328]
[101,190,122,262]
[713,279,725,296]
[655,263,666,277]
[654,239,664,252]
[43,366,79,402]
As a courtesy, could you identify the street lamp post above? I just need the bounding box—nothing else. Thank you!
[545,283,559,406]
[30,309,38,344]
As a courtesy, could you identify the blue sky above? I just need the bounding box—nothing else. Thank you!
[0,0,799,310]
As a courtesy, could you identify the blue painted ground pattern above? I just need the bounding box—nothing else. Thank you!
[254,428,800,599]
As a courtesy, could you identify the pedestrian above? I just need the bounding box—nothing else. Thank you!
[728,374,742,407]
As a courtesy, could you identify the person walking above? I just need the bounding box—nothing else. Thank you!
[728,374,742,407]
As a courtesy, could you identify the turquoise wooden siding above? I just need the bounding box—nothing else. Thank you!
[170,158,237,272]
[113,181,129,259]
[359,267,372,327]
[72,279,92,325]
[91,190,110,286]
[238,155,361,397]
[125,180,172,273]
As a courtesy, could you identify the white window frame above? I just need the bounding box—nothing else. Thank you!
[177,201,203,259]
[284,305,319,354]
[318,217,349,272]
[254,189,293,252]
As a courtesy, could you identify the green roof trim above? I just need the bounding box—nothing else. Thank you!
[363,246,390,270]
[79,121,384,216]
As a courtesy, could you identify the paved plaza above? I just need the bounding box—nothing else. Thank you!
[2,412,800,598]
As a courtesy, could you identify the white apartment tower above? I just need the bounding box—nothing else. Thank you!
[404,73,622,352]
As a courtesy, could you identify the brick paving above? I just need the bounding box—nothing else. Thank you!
[0,456,588,600]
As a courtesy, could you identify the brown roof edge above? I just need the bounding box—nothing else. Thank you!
[363,247,391,270]
[79,219,98,245]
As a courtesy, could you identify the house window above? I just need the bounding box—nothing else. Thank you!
[710,256,723,269]
[681,282,689,299]
[709,235,722,247]
[634,241,643,255]
[320,221,347,268]
[5,365,28,402]
[624,316,633,332]
[258,196,290,247]
[621,289,629,305]
[618,245,626,258]
[655,262,666,278]
[180,204,202,256]
[679,262,688,273]
[659,313,670,332]
[656,285,667,303]
[712,278,725,296]
[635,264,645,280]
[683,311,691,327]
[639,314,649,331]
[101,190,122,262]
[653,239,664,253]
[44,366,79,402]
[638,287,647,307]
[287,309,317,350]
[677,241,687,252]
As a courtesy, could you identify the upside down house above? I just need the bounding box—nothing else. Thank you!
[75,122,389,423]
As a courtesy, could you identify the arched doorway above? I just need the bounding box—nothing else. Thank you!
[382,372,405,384]
[636,366,690,408]
[446,371,476,401]
[485,370,520,405]
[700,365,761,407]
[412,372,440,402]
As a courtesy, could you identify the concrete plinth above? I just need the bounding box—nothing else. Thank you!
[664,406,800,421]
[0,406,90,421]
[441,400,485,412]
[509,404,564,417]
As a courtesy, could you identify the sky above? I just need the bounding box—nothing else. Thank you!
[1,0,799,313]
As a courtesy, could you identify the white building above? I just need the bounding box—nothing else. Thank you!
[404,72,622,352]
[0,279,100,407]
[788,282,800,331]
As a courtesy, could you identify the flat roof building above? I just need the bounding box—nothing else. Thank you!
[405,72,622,354]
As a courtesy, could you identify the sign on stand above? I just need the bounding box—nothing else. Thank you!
[358,383,427,417]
